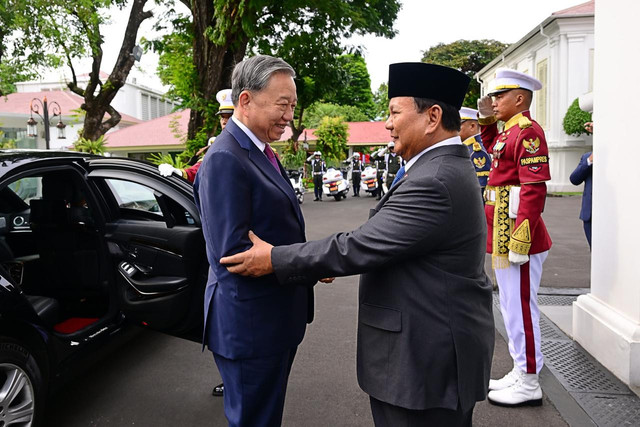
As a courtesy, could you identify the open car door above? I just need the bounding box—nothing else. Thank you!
[88,167,207,342]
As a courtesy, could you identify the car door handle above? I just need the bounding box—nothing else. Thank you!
[118,262,187,295]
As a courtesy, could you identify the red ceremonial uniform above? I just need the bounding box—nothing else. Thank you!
[183,160,203,183]
[481,110,552,376]
[480,111,552,267]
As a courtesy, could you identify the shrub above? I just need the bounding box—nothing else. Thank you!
[73,135,107,155]
[563,98,592,137]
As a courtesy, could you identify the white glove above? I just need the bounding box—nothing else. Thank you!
[158,163,182,177]
[508,250,529,265]
[477,96,494,118]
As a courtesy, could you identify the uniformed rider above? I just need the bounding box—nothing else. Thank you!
[350,152,363,197]
[370,146,387,200]
[384,141,404,192]
[307,151,327,201]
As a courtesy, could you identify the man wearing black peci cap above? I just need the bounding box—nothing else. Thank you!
[219,62,495,426]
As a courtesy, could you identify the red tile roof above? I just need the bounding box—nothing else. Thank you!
[105,109,189,148]
[0,90,141,124]
[553,0,594,15]
[279,121,390,146]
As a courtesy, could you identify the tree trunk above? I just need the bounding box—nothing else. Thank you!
[289,105,306,142]
[188,0,249,141]
[67,0,152,141]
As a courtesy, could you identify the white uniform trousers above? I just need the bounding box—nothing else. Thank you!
[494,251,548,374]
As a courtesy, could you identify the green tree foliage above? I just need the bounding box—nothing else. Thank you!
[563,98,592,137]
[73,135,107,155]
[0,0,63,96]
[304,103,368,128]
[373,82,389,120]
[324,54,376,119]
[2,0,152,141]
[151,0,400,156]
[422,39,508,107]
[280,149,307,170]
[314,116,348,161]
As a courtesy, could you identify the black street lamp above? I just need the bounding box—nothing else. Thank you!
[27,97,66,150]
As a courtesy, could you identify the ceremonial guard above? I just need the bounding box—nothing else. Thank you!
[384,141,404,191]
[478,69,552,407]
[459,107,491,198]
[158,89,234,182]
[307,151,326,201]
[350,152,363,197]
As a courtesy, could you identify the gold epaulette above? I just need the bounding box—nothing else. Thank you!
[478,116,497,126]
[472,142,482,152]
[518,116,532,129]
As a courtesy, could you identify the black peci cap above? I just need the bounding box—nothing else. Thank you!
[388,63,470,110]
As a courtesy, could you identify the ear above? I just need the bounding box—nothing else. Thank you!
[514,92,526,109]
[238,90,252,110]
[425,105,442,134]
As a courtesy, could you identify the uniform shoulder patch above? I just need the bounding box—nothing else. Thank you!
[523,137,541,154]
[518,116,532,129]
[473,156,487,168]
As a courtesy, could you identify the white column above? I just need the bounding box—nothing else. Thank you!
[573,0,640,391]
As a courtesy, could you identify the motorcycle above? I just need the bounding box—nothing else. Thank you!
[360,166,379,197]
[286,168,305,204]
[322,167,350,201]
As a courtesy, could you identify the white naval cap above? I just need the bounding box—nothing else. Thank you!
[459,107,479,121]
[216,89,234,115]
[488,68,542,96]
[387,141,395,148]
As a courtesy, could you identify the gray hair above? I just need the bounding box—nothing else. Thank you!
[231,55,296,106]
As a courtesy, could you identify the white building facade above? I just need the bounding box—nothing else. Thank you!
[476,2,594,192]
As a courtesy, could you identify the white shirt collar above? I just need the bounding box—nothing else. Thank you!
[232,116,266,152]
[404,135,462,171]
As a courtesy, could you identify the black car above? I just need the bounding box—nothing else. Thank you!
[0,150,208,425]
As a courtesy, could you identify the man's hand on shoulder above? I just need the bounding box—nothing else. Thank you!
[220,231,274,277]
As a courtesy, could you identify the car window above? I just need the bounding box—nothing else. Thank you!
[8,177,41,204]
[105,179,162,217]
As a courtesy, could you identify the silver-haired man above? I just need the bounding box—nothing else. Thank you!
[194,55,316,426]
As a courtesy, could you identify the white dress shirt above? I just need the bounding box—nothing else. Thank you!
[232,116,266,152]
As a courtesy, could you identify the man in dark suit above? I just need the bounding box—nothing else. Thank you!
[193,55,315,427]
[570,123,593,247]
[221,63,495,426]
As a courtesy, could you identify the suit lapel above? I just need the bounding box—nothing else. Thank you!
[227,120,305,229]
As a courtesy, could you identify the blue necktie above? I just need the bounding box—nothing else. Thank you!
[391,166,406,187]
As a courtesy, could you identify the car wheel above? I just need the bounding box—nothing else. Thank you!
[298,194,304,204]
[0,338,44,426]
